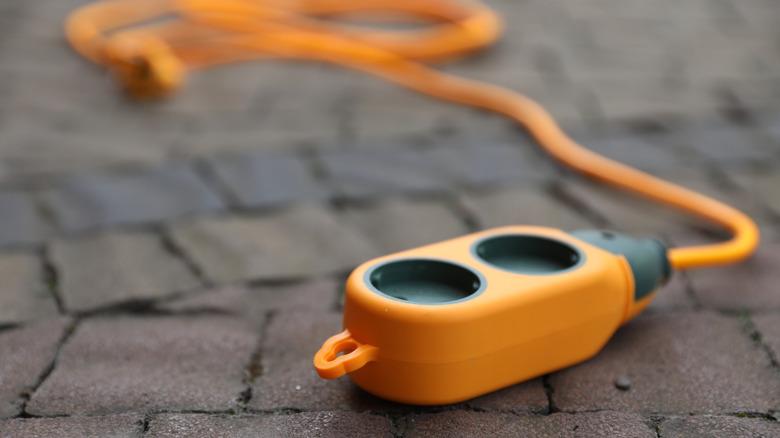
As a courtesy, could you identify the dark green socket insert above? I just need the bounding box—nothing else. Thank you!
[367,259,484,304]
[474,235,582,274]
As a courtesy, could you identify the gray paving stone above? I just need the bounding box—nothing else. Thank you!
[0,191,51,247]
[351,91,476,145]
[171,204,377,283]
[0,108,171,181]
[427,142,553,188]
[583,76,707,122]
[645,273,695,312]
[250,311,393,411]
[549,311,780,414]
[465,380,549,414]
[207,151,328,208]
[560,180,709,237]
[157,280,337,319]
[686,241,780,311]
[156,63,271,114]
[40,163,224,232]
[730,170,780,216]
[660,415,780,438]
[147,412,393,438]
[406,410,655,438]
[26,315,258,416]
[460,186,594,231]
[667,173,772,232]
[0,19,121,109]
[753,313,780,362]
[0,318,69,418]
[340,198,469,254]
[0,252,58,324]
[318,148,453,199]
[572,133,695,175]
[677,124,777,166]
[51,231,202,312]
[0,414,142,438]
[765,113,780,146]
[170,108,342,157]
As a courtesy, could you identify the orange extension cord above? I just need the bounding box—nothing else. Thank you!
[65,0,759,270]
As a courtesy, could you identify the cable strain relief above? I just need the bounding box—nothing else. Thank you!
[571,229,671,301]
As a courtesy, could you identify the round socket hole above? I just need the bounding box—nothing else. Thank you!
[474,235,581,274]
[368,259,483,304]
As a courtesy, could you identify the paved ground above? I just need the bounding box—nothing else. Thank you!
[1,0,780,436]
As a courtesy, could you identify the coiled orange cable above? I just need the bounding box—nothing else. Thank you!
[65,0,759,270]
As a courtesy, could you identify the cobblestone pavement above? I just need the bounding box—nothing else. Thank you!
[1,0,780,436]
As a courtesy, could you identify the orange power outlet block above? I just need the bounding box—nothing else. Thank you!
[313,225,669,405]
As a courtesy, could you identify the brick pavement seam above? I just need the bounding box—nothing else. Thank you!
[541,375,559,415]
[17,318,79,418]
[443,194,484,233]
[549,180,611,227]
[386,412,409,438]
[741,313,780,372]
[304,146,350,205]
[236,310,277,413]
[140,412,152,435]
[10,408,779,422]
[157,225,211,288]
[191,158,242,209]
[38,246,64,314]
[715,88,755,126]
[645,415,663,438]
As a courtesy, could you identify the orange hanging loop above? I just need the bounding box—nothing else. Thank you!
[313,330,379,379]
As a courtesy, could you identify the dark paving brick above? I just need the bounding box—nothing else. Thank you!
[40,163,224,232]
[0,252,58,324]
[459,186,594,231]
[427,142,553,188]
[753,313,780,361]
[157,280,336,318]
[250,311,393,411]
[686,242,780,311]
[169,108,342,158]
[676,124,777,166]
[340,198,468,254]
[0,106,170,182]
[171,204,377,282]
[406,410,655,438]
[147,412,393,438]
[350,89,478,145]
[549,311,780,414]
[642,272,695,312]
[572,133,695,175]
[659,415,780,438]
[0,191,51,247]
[666,173,774,235]
[156,64,270,114]
[765,113,780,146]
[0,414,142,438]
[560,180,710,237]
[26,315,257,415]
[207,150,328,208]
[729,169,780,217]
[465,380,549,414]
[318,147,453,199]
[51,231,202,312]
[0,318,69,418]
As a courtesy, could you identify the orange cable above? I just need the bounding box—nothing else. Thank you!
[64,0,759,270]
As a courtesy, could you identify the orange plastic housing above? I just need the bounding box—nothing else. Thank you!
[314,225,656,405]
